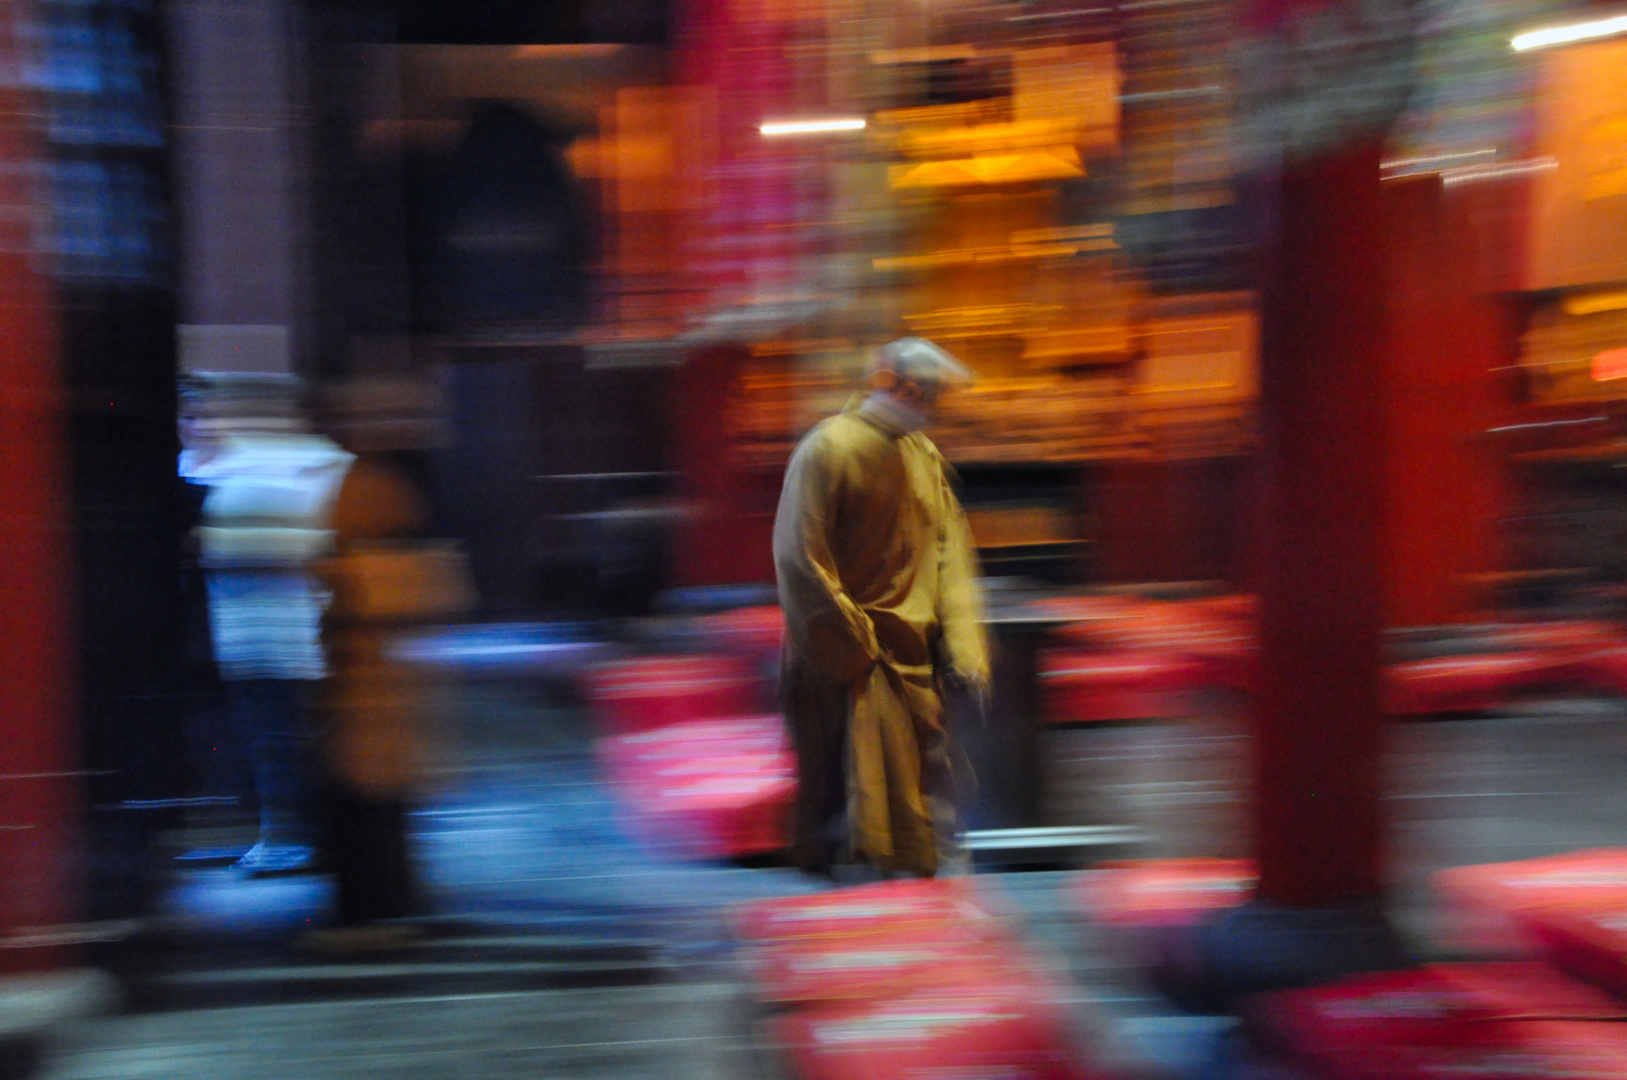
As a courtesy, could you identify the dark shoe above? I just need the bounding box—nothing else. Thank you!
[294,923,425,956]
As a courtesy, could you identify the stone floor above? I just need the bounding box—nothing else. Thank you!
[20,623,1627,1080]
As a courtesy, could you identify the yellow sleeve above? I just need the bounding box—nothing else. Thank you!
[935,462,990,690]
[772,431,881,685]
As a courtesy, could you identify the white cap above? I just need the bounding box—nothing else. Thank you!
[867,337,976,386]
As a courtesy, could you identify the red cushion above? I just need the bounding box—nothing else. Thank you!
[1031,596,1151,648]
[1495,623,1627,690]
[748,927,1016,1006]
[1186,594,1258,623]
[772,973,1098,1080]
[580,655,757,733]
[1508,1021,1627,1077]
[1433,849,1627,954]
[1182,636,1258,694]
[597,714,797,858]
[1040,649,1200,723]
[1429,962,1627,1021]
[1494,621,1622,653]
[1515,903,1627,1001]
[1383,653,1558,716]
[702,605,785,657]
[1073,859,1254,929]
[732,878,1003,946]
[1572,646,1627,695]
[1253,965,1627,1080]
[598,715,790,781]
[1247,969,1524,1080]
[632,768,795,858]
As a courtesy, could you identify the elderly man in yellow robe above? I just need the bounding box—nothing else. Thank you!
[773,337,990,880]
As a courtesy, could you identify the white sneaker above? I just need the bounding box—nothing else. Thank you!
[233,842,319,877]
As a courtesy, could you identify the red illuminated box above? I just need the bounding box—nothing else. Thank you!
[580,654,757,734]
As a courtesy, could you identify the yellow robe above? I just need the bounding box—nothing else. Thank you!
[314,457,436,799]
[773,402,989,876]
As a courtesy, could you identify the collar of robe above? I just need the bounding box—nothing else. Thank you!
[854,391,925,436]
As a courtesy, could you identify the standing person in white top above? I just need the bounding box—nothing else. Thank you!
[181,374,353,876]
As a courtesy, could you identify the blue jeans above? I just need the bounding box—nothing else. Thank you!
[228,679,317,849]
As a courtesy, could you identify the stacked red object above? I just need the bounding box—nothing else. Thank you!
[1040,649,1201,724]
[580,654,758,735]
[736,879,1105,1080]
[597,713,794,859]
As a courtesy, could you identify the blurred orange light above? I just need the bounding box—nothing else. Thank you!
[1591,348,1627,381]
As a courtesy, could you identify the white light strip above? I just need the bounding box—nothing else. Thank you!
[1439,157,1557,187]
[1513,14,1627,51]
[759,118,866,137]
[1381,148,1496,171]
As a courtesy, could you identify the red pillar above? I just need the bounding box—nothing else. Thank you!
[1380,176,1516,628]
[0,20,78,971]
[1252,139,1389,907]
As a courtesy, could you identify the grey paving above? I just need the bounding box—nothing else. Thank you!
[35,984,754,1080]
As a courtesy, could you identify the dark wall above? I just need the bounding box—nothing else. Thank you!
[303,5,416,379]
[307,0,670,46]
[43,0,185,918]
[437,347,672,615]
